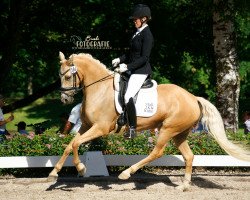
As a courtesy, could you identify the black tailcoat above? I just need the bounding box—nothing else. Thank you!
[119,26,154,75]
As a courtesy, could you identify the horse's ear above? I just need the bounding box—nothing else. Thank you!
[59,51,66,62]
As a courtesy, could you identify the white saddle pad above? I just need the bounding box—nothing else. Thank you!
[115,80,158,117]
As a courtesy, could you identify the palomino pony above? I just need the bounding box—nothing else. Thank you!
[48,52,250,190]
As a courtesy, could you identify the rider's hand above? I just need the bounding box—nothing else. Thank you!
[114,63,128,73]
[112,58,120,68]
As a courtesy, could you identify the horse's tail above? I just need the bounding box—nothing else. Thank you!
[196,96,250,162]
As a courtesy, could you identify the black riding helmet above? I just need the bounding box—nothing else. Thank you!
[130,4,151,20]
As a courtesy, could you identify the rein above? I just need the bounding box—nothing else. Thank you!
[59,65,114,93]
[85,73,114,88]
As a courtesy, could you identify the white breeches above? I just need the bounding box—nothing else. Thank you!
[124,74,148,104]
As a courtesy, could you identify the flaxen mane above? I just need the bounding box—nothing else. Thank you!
[69,53,113,74]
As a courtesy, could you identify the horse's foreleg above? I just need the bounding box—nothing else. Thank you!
[173,133,194,191]
[47,133,81,181]
[72,125,107,176]
[118,132,169,180]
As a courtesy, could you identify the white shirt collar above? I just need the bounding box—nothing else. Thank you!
[133,24,148,39]
[137,24,148,33]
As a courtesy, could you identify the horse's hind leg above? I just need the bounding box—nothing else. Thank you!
[118,129,170,180]
[173,132,194,191]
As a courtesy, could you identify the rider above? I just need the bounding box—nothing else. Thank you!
[112,4,154,139]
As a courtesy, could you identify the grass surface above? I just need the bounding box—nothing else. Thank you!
[4,96,81,132]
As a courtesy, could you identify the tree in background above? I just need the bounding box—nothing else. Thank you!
[213,0,240,132]
[0,0,26,88]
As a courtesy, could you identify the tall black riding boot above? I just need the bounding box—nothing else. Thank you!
[124,97,137,139]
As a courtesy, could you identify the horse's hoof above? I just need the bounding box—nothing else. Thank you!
[77,163,87,177]
[175,183,190,191]
[77,168,86,178]
[118,170,131,180]
[47,174,58,182]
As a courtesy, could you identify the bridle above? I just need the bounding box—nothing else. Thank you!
[59,65,83,93]
[59,65,114,95]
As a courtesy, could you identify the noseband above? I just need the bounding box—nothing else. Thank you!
[59,65,83,94]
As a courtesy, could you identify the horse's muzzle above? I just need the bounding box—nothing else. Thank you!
[61,93,74,104]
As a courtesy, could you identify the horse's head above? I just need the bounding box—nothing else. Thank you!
[59,52,83,104]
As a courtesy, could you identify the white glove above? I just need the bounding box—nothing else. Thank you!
[112,58,120,67]
[115,63,128,73]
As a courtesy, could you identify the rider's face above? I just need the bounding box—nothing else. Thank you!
[133,17,147,28]
[133,18,142,28]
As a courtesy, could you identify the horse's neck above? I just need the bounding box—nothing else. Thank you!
[77,57,110,87]
[82,75,114,120]
[75,56,117,123]
[79,61,113,103]
[83,74,113,98]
